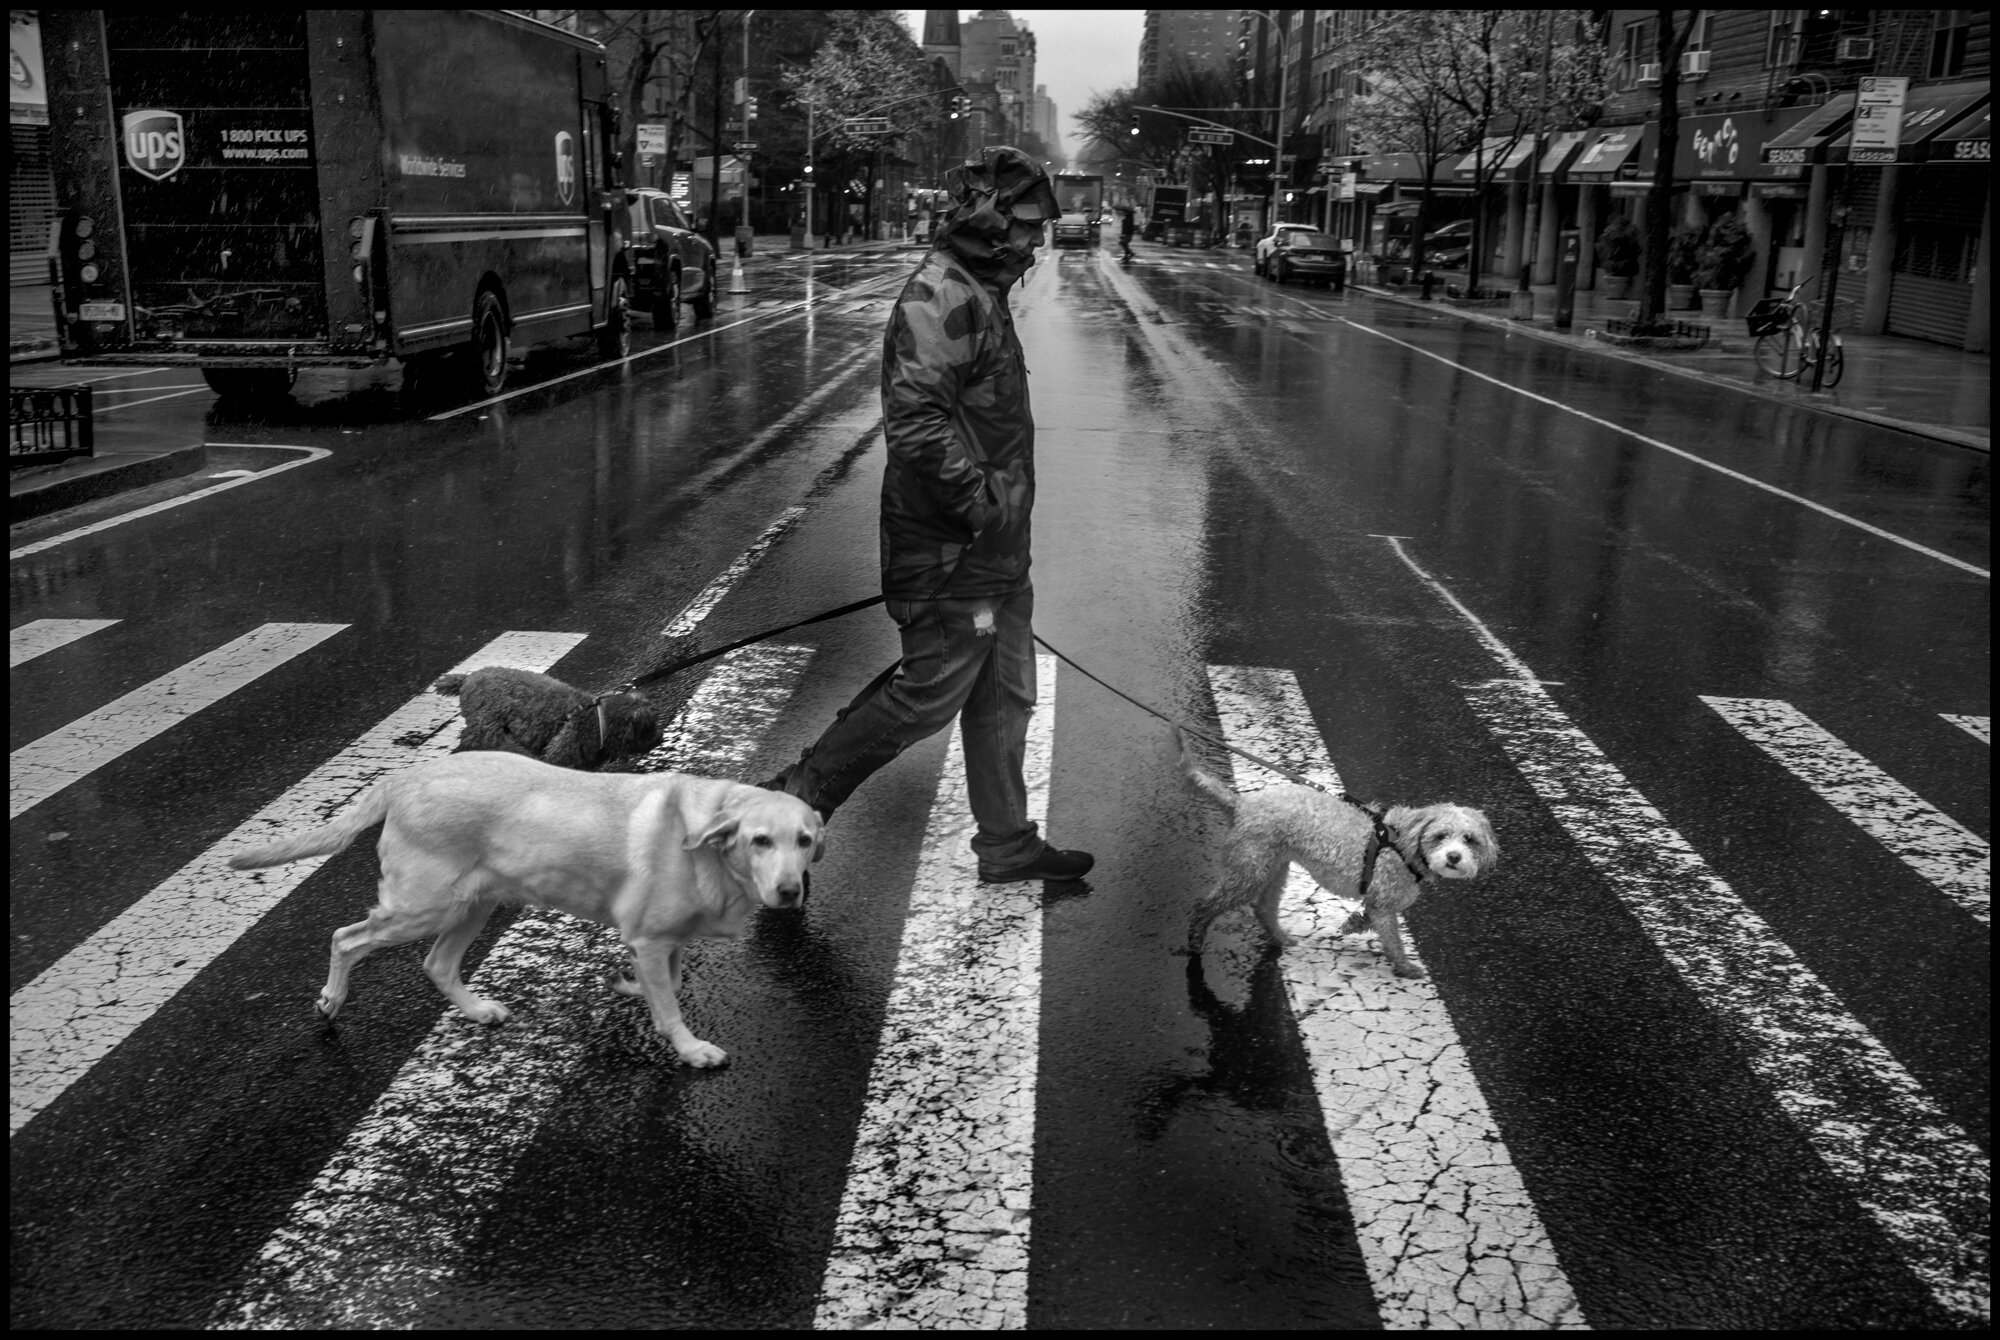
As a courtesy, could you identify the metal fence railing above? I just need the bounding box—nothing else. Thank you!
[10,386,94,470]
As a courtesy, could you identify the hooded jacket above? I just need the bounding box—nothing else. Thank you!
[878,147,1059,601]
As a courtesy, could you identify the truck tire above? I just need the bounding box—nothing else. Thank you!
[598,271,631,360]
[466,289,510,398]
[654,265,681,332]
[202,368,296,402]
[689,260,716,319]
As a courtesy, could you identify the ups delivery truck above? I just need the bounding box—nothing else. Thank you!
[42,10,631,400]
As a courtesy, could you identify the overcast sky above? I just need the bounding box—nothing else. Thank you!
[898,9,1145,162]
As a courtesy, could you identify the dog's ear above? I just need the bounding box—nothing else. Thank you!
[1472,812,1500,870]
[682,809,742,851]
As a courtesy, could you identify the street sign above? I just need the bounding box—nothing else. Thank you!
[636,122,666,157]
[733,142,759,153]
[842,117,892,135]
[1187,127,1234,146]
[1849,76,1910,164]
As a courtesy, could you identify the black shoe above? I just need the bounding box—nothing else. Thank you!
[980,846,1094,883]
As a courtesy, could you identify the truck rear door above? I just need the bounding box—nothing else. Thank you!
[101,11,327,344]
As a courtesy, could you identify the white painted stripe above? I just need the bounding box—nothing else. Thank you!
[93,387,211,414]
[1206,664,1588,1330]
[1703,697,1989,924]
[8,630,585,1138]
[10,618,119,668]
[91,382,210,395]
[11,623,347,820]
[815,653,1058,1330]
[663,505,808,637]
[1341,319,1990,581]
[1942,714,1990,745]
[9,443,330,560]
[430,271,902,421]
[1379,537,1990,1323]
[210,642,812,1330]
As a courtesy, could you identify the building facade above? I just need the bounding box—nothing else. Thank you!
[1139,9,1242,94]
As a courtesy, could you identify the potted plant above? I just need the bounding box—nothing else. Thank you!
[1695,213,1756,319]
[1667,224,1704,310]
[1594,216,1639,299]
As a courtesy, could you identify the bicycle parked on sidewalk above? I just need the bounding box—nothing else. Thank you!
[1748,277,1848,388]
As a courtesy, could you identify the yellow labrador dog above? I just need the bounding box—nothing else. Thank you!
[229,751,824,1067]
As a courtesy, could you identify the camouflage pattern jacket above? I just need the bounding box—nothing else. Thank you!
[878,247,1034,600]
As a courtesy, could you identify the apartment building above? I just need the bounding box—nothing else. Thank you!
[1138,9,1241,94]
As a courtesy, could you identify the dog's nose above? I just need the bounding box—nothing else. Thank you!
[1445,850,1462,866]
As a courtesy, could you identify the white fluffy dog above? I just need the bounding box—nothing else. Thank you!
[1178,730,1498,977]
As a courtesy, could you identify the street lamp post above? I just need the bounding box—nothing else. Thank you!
[1248,9,1290,234]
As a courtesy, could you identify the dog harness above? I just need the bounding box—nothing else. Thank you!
[1346,796,1431,900]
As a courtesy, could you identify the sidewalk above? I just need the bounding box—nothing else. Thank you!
[1350,276,1990,452]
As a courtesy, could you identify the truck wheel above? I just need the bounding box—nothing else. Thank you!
[598,272,631,360]
[202,368,296,402]
[654,266,681,332]
[689,260,716,319]
[466,290,509,397]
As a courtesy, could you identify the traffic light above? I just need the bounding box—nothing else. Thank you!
[746,95,758,121]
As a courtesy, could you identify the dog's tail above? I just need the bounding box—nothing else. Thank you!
[432,673,467,696]
[229,780,392,870]
[1174,727,1238,816]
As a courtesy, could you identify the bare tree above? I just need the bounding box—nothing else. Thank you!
[784,11,932,240]
[1637,11,1696,331]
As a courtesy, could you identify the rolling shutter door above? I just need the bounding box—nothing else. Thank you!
[1887,169,1983,346]
[11,123,58,287]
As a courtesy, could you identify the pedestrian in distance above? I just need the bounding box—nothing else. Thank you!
[763,145,1094,885]
[1118,205,1137,262]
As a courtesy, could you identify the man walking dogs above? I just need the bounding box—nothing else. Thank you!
[765,146,1094,885]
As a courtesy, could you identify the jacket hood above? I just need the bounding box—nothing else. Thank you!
[933,145,1059,289]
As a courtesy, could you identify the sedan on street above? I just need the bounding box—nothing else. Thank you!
[1263,230,1348,288]
[624,188,718,331]
[1253,222,1320,276]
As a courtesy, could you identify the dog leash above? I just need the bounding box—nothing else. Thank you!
[619,594,889,692]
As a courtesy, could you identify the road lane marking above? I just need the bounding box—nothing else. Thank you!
[88,382,210,395]
[430,271,904,421]
[211,642,812,1330]
[1942,714,1989,745]
[10,623,347,820]
[1381,535,1990,1322]
[1702,697,1989,924]
[10,618,119,668]
[9,443,330,560]
[814,653,1057,1330]
[8,630,585,1138]
[91,387,211,413]
[1205,664,1588,1330]
[1340,320,1988,581]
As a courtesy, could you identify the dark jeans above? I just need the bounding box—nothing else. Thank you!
[785,587,1042,871]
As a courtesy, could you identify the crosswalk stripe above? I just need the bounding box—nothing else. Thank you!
[814,653,1057,1330]
[10,618,120,668]
[1703,697,1989,924]
[1206,665,1588,1330]
[1942,714,1990,745]
[1380,534,1989,1321]
[211,642,813,1329]
[10,623,347,820]
[8,630,586,1138]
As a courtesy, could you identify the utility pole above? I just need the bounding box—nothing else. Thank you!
[708,8,723,249]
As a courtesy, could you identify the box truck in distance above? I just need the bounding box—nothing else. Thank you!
[42,10,633,401]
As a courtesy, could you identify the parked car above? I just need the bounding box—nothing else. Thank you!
[1264,230,1348,288]
[1052,212,1103,248]
[1423,218,1473,270]
[624,188,717,330]
[1253,223,1320,276]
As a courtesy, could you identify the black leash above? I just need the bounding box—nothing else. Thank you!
[615,599,1427,895]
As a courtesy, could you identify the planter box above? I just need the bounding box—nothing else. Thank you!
[1598,273,1634,300]
[1668,283,1697,310]
[1698,288,1735,319]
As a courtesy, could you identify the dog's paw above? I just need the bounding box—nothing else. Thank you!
[606,968,644,998]
[462,997,513,1025]
[314,991,341,1019]
[676,1039,729,1068]
[1391,962,1428,979]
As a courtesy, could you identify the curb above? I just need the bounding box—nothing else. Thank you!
[10,442,207,523]
[10,341,61,365]
[1351,283,1989,454]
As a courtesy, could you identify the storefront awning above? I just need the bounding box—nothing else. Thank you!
[1451,135,1535,181]
[1538,130,1590,179]
[1924,103,1990,163]
[1760,93,1855,167]
[1568,125,1646,182]
[1353,181,1392,196]
[1829,79,1990,164]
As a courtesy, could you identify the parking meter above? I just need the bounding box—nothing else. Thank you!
[1555,229,1579,330]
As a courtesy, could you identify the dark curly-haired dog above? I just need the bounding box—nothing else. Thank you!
[434,666,663,771]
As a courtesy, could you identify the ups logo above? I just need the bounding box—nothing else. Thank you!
[123,109,185,182]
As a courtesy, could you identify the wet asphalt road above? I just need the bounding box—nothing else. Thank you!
[9,241,1990,1329]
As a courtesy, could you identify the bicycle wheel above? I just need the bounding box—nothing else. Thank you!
[1818,334,1845,388]
[1754,328,1802,379]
